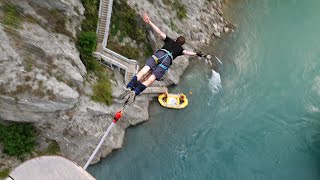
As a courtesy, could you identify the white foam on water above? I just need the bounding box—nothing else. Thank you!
[209,70,222,95]
[215,56,223,65]
[307,76,320,113]
[308,105,320,113]
[312,76,320,95]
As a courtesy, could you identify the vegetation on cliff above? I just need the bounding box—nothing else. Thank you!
[163,0,188,20]
[1,4,22,28]
[0,123,36,156]
[107,0,153,65]
[77,0,112,105]
[0,168,10,179]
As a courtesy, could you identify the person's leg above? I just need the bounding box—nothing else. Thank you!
[127,69,161,103]
[129,75,155,97]
[136,65,151,81]
[130,61,168,95]
[126,55,154,89]
[142,74,156,87]
[129,64,167,97]
[126,53,164,102]
[126,65,151,89]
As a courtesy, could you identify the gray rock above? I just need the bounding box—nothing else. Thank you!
[224,27,230,33]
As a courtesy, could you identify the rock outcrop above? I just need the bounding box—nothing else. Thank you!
[0,0,229,170]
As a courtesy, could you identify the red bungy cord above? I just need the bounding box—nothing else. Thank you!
[112,111,123,123]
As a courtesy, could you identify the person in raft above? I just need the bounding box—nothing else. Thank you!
[120,13,205,103]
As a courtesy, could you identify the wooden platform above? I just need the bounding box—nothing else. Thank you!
[142,86,168,94]
[6,156,95,180]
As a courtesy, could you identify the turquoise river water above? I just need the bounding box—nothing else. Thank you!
[88,0,320,179]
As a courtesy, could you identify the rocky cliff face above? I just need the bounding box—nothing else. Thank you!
[0,0,228,170]
[0,0,86,122]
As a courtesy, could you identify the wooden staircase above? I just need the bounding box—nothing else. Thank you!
[97,0,109,44]
[94,0,138,84]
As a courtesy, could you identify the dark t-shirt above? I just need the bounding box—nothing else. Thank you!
[161,36,184,60]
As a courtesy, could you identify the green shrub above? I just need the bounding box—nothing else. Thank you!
[37,140,60,156]
[77,31,97,55]
[173,0,187,20]
[162,0,187,20]
[2,4,22,28]
[56,75,64,82]
[0,168,10,179]
[47,9,71,36]
[54,15,72,37]
[32,88,46,98]
[80,0,99,32]
[77,31,98,71]
[93,65,109,81]
[12,84,33,95]
[25,59,33,72]
[108,0,153,57]
[107,39,140,59]
[91,66,112,105]
[24,75,32,82]
[170,19,179,32]
[0,123,36,156]
[46,140,60,155]
[81,55,100,72]
[91,79,112,105]
[77,0,99,72]
[0,85,7,95]
[163,0,172,5]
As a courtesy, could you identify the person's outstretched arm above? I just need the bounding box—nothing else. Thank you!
[183,50,204,57]
[143,13,166,40]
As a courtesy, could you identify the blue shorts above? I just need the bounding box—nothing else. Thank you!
[146,50,172,80]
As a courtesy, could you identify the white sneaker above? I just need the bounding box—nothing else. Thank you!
[128,91,136,104]
[119,87,132,99]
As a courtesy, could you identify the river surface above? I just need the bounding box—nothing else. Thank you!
[88,0,320,179]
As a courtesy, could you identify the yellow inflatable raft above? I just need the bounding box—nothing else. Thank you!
[158,93,188,109]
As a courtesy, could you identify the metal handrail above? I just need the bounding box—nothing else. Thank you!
[96,0,103,35]
[103,47,138,65]
[100,53,127,70]
[102,0,114,47]
[96,52,130,81]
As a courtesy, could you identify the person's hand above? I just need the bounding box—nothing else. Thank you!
[164,90,168,97]
[196,52,204,57]
[143,13,150,24]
